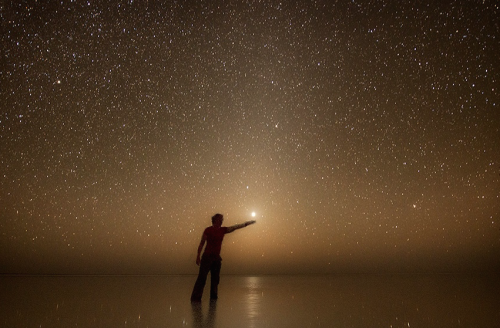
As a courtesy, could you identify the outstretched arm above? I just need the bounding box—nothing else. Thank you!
[226,220,256,233]
[195,232,207,266]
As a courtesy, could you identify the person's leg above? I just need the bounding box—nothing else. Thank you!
[191,256,211,301]
[209,260,222,300]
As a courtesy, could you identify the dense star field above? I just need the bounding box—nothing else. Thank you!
[1,1,499,274]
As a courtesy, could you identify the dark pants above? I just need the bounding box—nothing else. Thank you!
[191,254,222,301]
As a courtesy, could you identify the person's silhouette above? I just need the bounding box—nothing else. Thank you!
[190,213,256,302]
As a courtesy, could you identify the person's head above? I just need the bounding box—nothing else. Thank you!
[211,213,223,227]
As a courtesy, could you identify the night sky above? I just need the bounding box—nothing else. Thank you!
[1,1,499,275]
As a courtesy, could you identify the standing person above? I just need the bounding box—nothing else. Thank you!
[190,213,256,302]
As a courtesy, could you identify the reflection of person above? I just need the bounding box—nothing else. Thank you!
[191,299,217,328]
[190,213,256,302]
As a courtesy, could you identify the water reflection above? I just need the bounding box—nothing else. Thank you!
[244,276,263,327]
[191,300,217,328]
[1,274,498,327]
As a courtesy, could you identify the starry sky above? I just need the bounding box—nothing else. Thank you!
[1,1,499,275]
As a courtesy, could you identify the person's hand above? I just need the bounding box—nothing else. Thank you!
[247,220,256,226]
[196,256,201,266]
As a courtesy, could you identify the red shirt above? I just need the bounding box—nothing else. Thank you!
[203,226,228,256]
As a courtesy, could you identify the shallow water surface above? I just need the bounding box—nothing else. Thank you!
[1,274,498,327]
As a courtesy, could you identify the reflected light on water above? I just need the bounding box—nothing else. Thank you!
[244,276,263,327]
